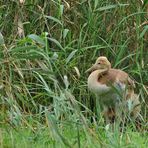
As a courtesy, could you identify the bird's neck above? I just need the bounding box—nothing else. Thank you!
[87,68,110,95]
[98,68,109,75]
[88,68,109,82]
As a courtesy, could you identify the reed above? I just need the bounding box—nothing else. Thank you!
[0,0,147,147]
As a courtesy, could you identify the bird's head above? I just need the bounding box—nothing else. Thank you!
[86,56,111,73]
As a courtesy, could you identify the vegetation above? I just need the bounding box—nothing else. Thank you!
[0,0,147,147]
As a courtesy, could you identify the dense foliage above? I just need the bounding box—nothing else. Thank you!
[0,0,147,147]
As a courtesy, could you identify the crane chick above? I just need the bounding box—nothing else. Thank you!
[86,56,141,124]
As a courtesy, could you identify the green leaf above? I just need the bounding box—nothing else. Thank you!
[0,32,4,45]
[139,25,148,39]
[48,37,64,50]
[10,46,37,52]
[45,111,72,148]
[95,4,129,11]
[34,72,54,95]
[66,50,77,64]
[59,5,64,16]
[45,15,62,25]
[28,34,45,46]
[94,0,99,9]
[63,29,69,39]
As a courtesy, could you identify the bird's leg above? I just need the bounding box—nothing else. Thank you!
[103,106,116,124]
[115,99,128,131]
[118,91,142,131]
[102,106,109,124]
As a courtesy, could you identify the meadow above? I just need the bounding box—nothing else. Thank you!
[0,0,148,147]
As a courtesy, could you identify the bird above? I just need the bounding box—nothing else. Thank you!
[86,56,141,124]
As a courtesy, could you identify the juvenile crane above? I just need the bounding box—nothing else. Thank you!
[86,56,140,124]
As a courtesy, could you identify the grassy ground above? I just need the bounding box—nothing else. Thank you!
[0,0,147,147]
[1,124,147,148]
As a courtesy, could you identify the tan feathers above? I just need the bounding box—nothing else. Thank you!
[86,56,141,124]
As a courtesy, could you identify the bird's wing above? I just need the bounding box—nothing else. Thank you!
[110,69,135,88]
[98,69,129,85]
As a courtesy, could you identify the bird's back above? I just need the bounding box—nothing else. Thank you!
[98,69,129,85]
[94,69,131,106]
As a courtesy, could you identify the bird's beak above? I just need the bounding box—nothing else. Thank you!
[85,64,97,73]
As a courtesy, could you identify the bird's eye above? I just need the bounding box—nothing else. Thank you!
[98,62,101,65]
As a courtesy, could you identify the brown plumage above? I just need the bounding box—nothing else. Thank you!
[86,56,140,124]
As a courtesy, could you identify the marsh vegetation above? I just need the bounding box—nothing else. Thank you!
[0,0,147,147]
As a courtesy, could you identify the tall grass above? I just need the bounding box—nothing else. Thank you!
[0,0,147,147]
